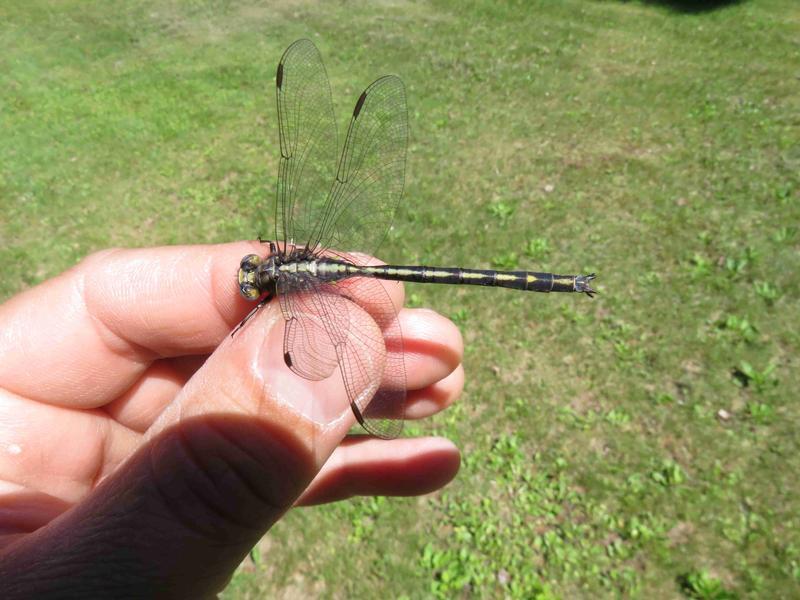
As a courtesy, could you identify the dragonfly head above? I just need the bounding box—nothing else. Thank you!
[238,254,263,300]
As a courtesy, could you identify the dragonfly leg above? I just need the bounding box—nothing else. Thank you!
[256,237,277,255]
[230,292,274,337]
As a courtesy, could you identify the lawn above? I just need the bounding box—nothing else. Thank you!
[2,0,799,597]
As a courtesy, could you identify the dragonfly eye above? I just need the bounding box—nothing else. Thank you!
[239,282,260,300]
[238,255,262,300]
[240,254,261,272]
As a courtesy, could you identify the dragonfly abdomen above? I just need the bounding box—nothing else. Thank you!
[356,265,596,296]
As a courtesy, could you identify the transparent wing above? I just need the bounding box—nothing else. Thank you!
[333,275,405,439]
[282,301,341,381]
[277,273,406,439]
[279,277,347,381]
[274,39,338,253]
[307,75,408,257]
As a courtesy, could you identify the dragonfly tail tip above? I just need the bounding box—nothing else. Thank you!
[576,273,597,298]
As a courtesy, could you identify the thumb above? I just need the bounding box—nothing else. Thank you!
[0,302,359,598]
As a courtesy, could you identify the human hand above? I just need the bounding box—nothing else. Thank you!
[0,242,463,597]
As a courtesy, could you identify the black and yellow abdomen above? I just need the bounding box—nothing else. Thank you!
[258,258,596,297]
[354,264,595,296]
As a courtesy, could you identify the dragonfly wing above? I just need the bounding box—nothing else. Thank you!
[330,270,407,439]
[278,278,343,380]
[274,39,338,253]
[307,75,408,258]
[330,275,406,439]
[282,311,340,381]
[278,274,406,439]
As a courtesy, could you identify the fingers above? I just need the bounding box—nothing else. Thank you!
[396,308,463,390]
[0,480,71,544]
[104,356,208,432]
[0,302,461,514]
[0,242,264,408]
[0,414,309,598]
[143,294,464,497]
[405,364,464,420]
[0,245,466,597]
[104,307,463,432]
[0,305,331,596]
[295,436,460,506]
[147,296,345,460]
[0,303,325,597]
[0,388,141,512]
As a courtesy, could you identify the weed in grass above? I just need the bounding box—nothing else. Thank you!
[650,460,685,487]
[348,496,387,543]
[722,246,758,279]
[558,406,598,430]
[422,434,673,596]
[774,182,795,204]
[626,473,647,495]
[406,292,424,308]
[504,396,536,421]
[688,99,720,122]
[772,226,797,244]
[713,314,757,344]
[488,200,515,222]
[687,253,713,279]
[777,543,800,582]
[613,339,646,363]
[638,270,661,285]
[745,402,775,425]
[678,569,736,600]
[604,408,631,427]
[450,307,469,325]
[731,361,777,393]
[525,237,551,260]
[720,510,756,547]
[652,392,675,405]
[753,281,780,304]
[559,304,591,326]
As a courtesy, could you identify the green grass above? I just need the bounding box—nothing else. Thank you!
[2,0,799,597]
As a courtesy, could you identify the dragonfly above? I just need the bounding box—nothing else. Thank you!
[235,39,596,439]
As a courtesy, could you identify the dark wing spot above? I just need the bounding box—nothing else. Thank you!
[276,63,284,89]
[284,351,292,368]
[350,403,367,427]
[353,90,367,117]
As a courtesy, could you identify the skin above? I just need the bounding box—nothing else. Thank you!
[0,242,463,598]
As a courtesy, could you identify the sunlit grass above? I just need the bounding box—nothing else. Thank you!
[2,0,799,597]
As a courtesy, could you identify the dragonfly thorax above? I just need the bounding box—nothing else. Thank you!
[239,251,347,300]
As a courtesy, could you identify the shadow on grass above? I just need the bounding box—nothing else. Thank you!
[632,0,746,13]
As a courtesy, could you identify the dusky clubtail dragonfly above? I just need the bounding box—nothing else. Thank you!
[235,39,596,439]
